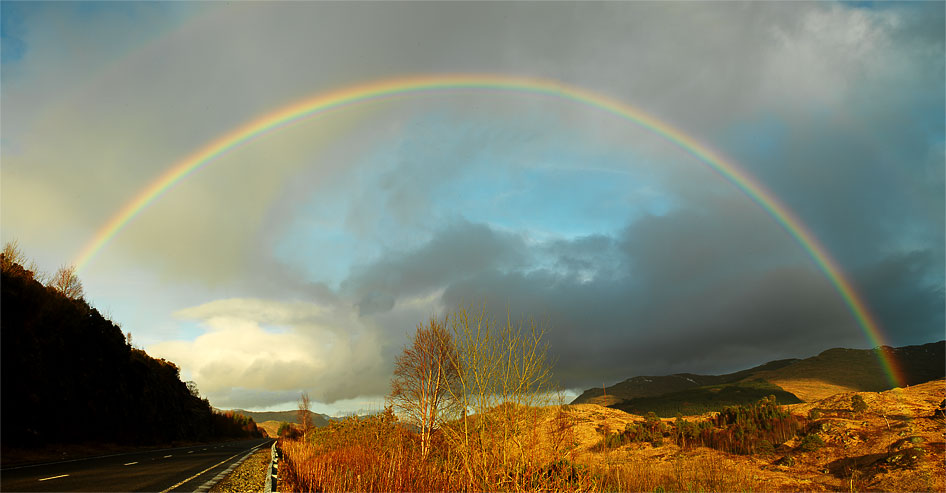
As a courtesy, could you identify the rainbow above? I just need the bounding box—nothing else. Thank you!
[71,74,905,387]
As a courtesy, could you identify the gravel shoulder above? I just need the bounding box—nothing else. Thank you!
[210,447,271,493]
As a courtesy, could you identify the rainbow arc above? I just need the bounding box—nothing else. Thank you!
[70,74,905,387]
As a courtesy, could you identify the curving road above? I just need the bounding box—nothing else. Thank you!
[0,438,273,492]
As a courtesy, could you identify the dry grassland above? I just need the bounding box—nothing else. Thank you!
[279,379,945,491]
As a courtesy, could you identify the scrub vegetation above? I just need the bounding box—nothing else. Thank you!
[277,305,946,492]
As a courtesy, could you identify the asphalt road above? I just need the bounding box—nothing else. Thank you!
[0,438,273,492]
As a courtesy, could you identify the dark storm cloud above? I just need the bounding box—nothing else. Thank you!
[341,219,528,315]
[342,192,874,390]
[709,2,945,350]
[855,250,946,344]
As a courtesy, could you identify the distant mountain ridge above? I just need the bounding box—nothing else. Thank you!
[572,341,946,415]
[220,408,334,428]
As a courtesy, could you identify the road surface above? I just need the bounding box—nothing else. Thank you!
[0,438,272,492]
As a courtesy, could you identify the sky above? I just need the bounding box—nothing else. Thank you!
[2,1,943,415]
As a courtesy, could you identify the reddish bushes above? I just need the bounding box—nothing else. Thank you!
[279,410,459,492]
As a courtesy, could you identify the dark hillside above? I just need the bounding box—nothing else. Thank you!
[749,341,945,401]
[611,379,803,417]
[1,255,261,448]
[572,358,800,405]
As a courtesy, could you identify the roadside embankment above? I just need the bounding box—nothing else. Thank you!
[209,447,271,493]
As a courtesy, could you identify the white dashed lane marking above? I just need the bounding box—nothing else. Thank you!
[38,474,69,481]
[163,455,173,459]
[124,462,138,466]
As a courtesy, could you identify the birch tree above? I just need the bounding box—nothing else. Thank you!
[388,317,460,459]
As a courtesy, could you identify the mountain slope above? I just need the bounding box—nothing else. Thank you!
[749,341,945,401]
[571,358,800,405]
[610,379,803,417]
[572,341,946,415]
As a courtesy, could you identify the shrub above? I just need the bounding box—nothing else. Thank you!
[280,409,458,492]
[774,455,795,466]
[605,432,624,449]
[798,433,824,452]
[852,395,869,414]
[278,422,300,439]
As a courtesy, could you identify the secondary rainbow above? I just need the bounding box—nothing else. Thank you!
[71,74,905,387]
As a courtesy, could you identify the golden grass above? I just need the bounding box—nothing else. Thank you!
[278,412,463,492]
[276,404,763,492]
[280,439,457,492]
[595,455,762,492]
[278,380,946,492]
[765,378,858,402]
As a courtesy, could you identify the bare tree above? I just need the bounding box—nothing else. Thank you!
[441,306,554,490]
[298,392,312,441]
[2,240,47,282]
[185,381,201,398]
[49,264,83,299]
[388,316,461,459]
[1,240,26,271]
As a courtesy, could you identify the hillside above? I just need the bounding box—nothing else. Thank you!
[550,379,946,491]
[572,358,799,405]
[223,409,333,428]
[573,341,945,416]
[0,254,261,451]
[257,420,286,438]
[611,379,803,418]
[750,341,945,401]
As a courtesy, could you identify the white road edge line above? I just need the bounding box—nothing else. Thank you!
[38,474,69,481]
[124,462,138,466]
[160,443,264,493]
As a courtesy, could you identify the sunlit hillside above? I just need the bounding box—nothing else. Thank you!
[572,342,945,416]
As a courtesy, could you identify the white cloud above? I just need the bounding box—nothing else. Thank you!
[150,298,389,406]
[760,6,900,111]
